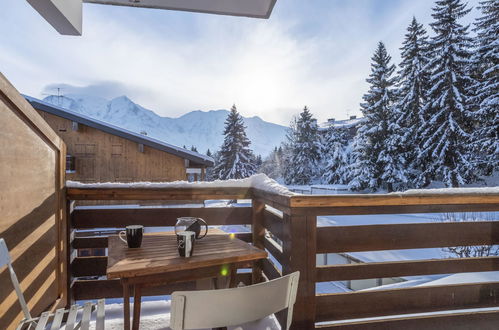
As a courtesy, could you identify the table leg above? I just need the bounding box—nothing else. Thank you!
[122,279,131,330]
[132,285,142,330]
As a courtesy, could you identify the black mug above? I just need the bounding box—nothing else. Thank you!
[119,225,144,248]
[177,231,195,257]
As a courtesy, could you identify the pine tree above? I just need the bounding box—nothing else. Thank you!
[394,17,431,187]
[213,105,256,180]
[259,147,284,180]
[284,107,321,185]
[471,0,499,175]
[321,124,349,184]
[190,146,198,152]
[350,42,402,191]
[419,0,476,187]
[205,149,214,181]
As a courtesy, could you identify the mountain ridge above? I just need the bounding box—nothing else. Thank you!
[42,94,287,156]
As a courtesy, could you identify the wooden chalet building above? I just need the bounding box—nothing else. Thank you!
[25,96,213,183]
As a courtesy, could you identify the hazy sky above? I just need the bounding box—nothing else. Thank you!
[0,0,480,125]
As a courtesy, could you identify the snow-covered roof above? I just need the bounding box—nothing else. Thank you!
[67,173,296,197]
[25,95,214,167]
[319,117,365,130]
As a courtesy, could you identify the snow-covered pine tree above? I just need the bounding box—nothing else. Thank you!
[284,107,321,185]
[205,149,214,181]
[321,124,349,184]
[471,0,499,175]
[350,42,402,192]
[213,105,256,180]
[394,17,431,188]
[419,0,477,187]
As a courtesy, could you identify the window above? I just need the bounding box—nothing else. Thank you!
[66,155,76,173]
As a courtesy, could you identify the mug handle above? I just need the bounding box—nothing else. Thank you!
[119,231,127,244]
[196,218,208,239]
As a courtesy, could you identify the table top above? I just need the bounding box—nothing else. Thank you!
[106,233,267,279]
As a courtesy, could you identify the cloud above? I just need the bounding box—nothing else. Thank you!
[0,0,481,125]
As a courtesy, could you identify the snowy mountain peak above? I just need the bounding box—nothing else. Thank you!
[42,94,287,156]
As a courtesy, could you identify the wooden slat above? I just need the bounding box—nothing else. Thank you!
[67,187,252,200]
[317,221,499,253]
[315,310,499,330]
[72,207,252,228]
[72,256,107,277]
[72,274,249,300]
[316,257,499,282]
[264,237,286,266]
[72,279,196,300]
[262,258,281,281]
[316,281,499,322]
[252,199,266,283]
[73,236,108,249]
[263,208,284,241]
[292,203,499,216]
[290,193,499,208]
[72,232,252,249]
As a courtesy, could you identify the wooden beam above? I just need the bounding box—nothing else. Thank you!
[72,256,107,277]
[72,232,252,249]
[252,188,292,214]
[315,310,499,330]
[291,203,499,216]
[262,258,281,281]
[317,221,499,253]
[316,257,499,282]
[263,208,285,241]
[316,282,499,322]
[290,193,499,208]
[252,199,265,284]
[67,187,252,200]
[283,214,317,329]
[72,279,196,300]
[26,0,82,35]
[264,237,286,266]
[72,207,252,228]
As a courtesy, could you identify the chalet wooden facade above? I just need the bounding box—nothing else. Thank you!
[26,96,213,183]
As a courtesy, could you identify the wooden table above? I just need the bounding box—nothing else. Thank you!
[107,233,268,330]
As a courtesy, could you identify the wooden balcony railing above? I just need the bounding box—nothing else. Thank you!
[66,184,499,330]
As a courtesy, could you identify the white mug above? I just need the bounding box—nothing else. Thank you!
[177,231,195,257]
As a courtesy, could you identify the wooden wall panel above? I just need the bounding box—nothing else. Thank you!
[38,112,187,183]
[0,73,65,330]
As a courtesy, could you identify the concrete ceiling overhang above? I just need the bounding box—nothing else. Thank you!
[26,0,277,36]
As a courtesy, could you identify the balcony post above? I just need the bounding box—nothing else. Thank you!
[252,199,265,283]
[283,213,317,330]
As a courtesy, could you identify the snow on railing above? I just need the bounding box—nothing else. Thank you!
[66,173,296,197]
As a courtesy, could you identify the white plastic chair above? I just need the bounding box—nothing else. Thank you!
[0,238,105,330]
[170,271,300,330]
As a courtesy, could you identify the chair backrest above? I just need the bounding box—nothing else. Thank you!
[0,238,32,320]
[170,271,300,330]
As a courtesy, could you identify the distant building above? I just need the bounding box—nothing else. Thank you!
[319,115,364,139]
[26,96,214,183]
